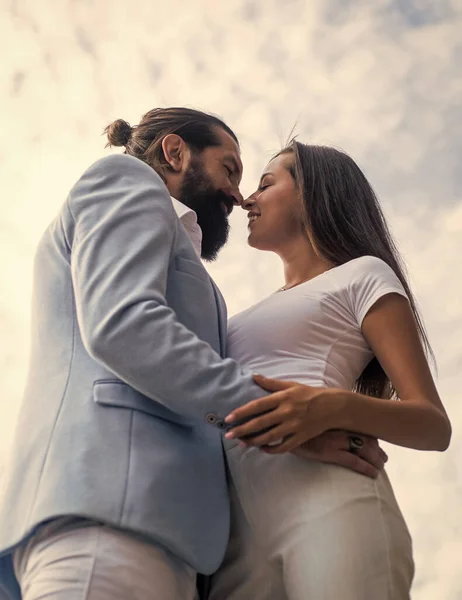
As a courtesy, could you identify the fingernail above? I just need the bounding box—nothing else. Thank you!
[225,415,234,423]
[225,432,235,439]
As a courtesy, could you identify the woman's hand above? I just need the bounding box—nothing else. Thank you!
[224,374,341,453]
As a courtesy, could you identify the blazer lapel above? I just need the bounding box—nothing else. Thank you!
[209,279,227,357]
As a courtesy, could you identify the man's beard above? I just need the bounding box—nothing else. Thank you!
[178,156,233,262]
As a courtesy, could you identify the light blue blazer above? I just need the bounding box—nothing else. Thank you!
[0,155,264,599]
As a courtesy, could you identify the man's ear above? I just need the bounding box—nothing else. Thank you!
[161,134,189,173]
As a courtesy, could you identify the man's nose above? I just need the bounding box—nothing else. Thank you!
[229,189,244,207]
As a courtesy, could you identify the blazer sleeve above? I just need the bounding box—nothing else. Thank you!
[68,154,263,423]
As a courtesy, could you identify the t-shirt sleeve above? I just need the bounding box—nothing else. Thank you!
[348,256,409,327]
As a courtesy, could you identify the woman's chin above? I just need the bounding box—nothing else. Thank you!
[247,233,259,249]
[247,234,273,252]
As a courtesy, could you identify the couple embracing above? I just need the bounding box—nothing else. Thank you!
[0,107,451,600]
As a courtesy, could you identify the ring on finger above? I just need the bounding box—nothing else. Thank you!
[348,435,364,454]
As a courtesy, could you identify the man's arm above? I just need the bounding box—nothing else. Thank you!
[69,154,262,423]
[292,430,388,478]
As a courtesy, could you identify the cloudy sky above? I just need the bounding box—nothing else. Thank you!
[1,0,461,596]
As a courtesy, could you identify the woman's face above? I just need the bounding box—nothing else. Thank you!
[243,153,306,252]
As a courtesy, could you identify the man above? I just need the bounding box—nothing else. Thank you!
[0,108,386,600]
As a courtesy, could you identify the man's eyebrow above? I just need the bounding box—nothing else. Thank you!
[225,155,243,178]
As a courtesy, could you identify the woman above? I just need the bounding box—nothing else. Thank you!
[208,141,451,599]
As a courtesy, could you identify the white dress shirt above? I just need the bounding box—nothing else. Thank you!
[171,197,202,258]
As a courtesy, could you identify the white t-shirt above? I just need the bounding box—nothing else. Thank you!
[227,256,408,391]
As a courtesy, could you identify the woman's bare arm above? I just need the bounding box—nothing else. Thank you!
[333,293,451,451]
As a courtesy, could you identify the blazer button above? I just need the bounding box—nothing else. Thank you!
[206,413,218,425]
[216,420,228,430]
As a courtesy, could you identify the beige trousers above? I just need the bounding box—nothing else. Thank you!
[209,442,415,600]
[13,517,198,600]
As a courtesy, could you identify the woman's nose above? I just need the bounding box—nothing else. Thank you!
[242,195,255,211]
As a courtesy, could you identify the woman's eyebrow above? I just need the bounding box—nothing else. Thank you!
[258,171,274,186]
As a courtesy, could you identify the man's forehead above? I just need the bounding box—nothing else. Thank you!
[214,126,238,151]
[215,125,239,148]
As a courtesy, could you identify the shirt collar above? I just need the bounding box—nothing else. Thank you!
[170,197,203,258]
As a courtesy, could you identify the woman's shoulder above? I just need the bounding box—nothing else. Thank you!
[333,256,408,325]
[340,255,393,276]
[334,256,400,289]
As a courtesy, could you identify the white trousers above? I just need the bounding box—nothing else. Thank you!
[13,517,198,600]
[209,442,414,600]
